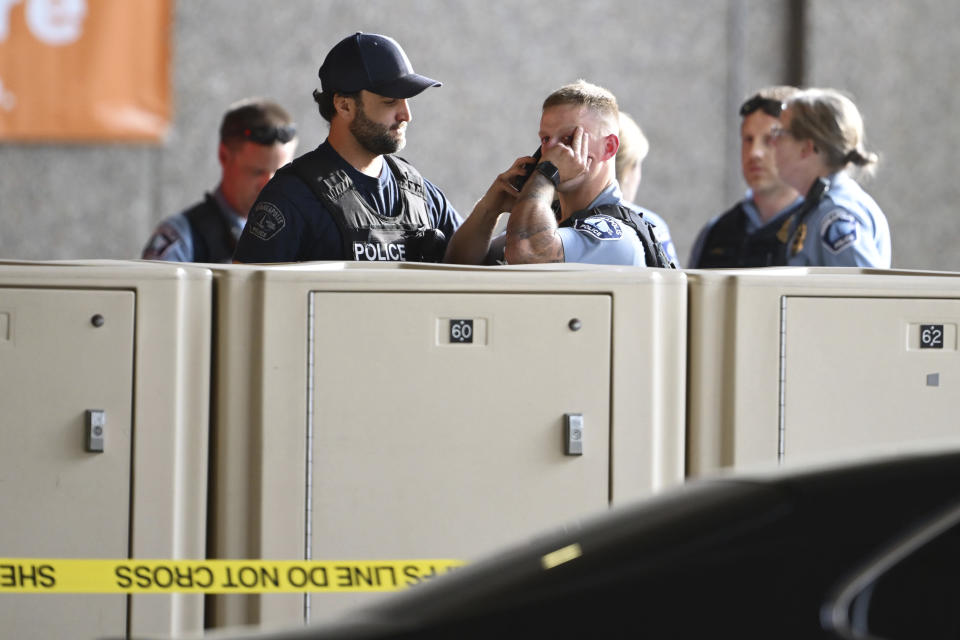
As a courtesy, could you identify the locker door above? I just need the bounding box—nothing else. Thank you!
[0,288,135,638]
[308,292,611,619]
[783,297,960,459]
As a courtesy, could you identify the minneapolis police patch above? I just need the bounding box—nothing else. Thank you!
[248,202,286,241]
[820,209,858,253]
[573,215,623,240]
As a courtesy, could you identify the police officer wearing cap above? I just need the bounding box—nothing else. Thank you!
[233,32,461,263]
[142,98,297,263]
[445,80,672,268]
[770,88,891,267]
[688,87,804,268]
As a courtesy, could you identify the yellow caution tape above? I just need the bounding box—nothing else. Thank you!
[0,559,465,594]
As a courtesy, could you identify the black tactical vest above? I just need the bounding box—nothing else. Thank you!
[560,204,676,269]
[286,151,445,262]
[694,203,792,268]
[184,194,237,263]
[696,179,828,268]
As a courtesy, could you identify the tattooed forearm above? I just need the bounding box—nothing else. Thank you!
[506,226,565,263]
[517,184,554,204]
[548,243,564,262]
[504,172,565,263]
[516,224,554,240]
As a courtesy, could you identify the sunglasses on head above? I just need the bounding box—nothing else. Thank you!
[241,124,297,144]
[739,95,784,118]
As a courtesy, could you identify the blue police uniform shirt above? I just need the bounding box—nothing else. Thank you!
[233,141,462,263]
[558,181,678,267]
[687,190,803,267]
[785,171,891,268]
[141,187,244,262]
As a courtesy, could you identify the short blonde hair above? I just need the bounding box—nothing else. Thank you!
[616,111,649,185]
[785,88,879,176]
[543,79,619,134]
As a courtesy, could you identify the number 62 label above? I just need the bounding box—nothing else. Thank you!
[920,324,944,349]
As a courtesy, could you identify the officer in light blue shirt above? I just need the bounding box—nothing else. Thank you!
[444,80,673,268]
[141,188,247,263]
[781,171,891,267]
[772,88,891,267]
[555,181,667,266]
[615,111,680,266]
[142,98,298,263]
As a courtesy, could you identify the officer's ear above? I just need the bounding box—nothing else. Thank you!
[217,142,231,168]
[599,133,619,161]
[333,93,358,120]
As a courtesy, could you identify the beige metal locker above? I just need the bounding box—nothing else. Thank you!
[687,267,960,476]
[782,297,960,457]
[1,288,133,638]
[0,261,211,639]
[209,262,687,628]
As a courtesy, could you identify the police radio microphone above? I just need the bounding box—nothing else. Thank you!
[807,176,829,203]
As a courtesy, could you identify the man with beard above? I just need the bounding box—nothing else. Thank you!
[688,86,804,268]
[233,32,461,263]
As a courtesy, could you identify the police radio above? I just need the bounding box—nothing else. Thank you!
[412,228,447,263]
[510,147,542,191]
[783,176,831,260]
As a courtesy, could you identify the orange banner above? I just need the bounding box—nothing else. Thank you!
[0,0,172,142]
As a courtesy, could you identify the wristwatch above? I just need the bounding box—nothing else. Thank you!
[535,161,561,188]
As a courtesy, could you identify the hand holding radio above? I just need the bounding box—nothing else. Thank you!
[509,147,542,191]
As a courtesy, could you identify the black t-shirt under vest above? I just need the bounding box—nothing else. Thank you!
[284,151,445,262]
[183,194,237,263]
[560,204,676,269]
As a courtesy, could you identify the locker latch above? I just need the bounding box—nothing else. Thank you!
[564,413,583,456]
[85,410,105,453]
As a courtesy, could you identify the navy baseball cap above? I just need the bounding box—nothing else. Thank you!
[318,32,441,99]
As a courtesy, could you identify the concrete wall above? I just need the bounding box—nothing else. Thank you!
[0,0,954,270]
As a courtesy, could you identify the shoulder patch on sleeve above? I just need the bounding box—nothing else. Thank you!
[247,202,287,241]
[820,208,859,254]
[142,224,182,260]
[573,215,623,240]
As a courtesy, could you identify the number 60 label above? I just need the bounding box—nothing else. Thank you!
[449,319,474,344]
[920,324,944,349]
